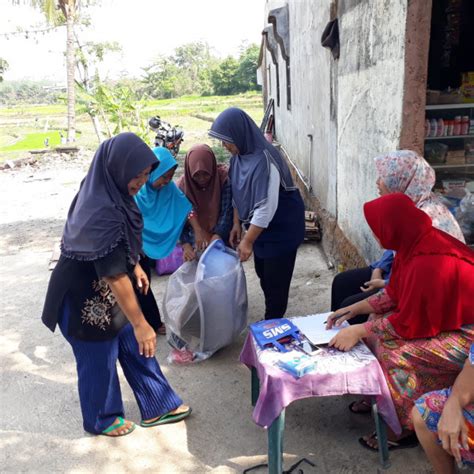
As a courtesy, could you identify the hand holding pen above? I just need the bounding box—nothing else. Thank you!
[325,310,352,329]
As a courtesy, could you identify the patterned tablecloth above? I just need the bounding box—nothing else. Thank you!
[239,333,402,435]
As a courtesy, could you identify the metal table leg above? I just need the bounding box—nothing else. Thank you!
[268,409,285,474]
[251,366,260,407]
[372,399,390,469]
[247,368,312,474]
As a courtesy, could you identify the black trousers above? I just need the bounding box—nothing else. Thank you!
[254,250,297,320]
[136,255,163,330]
[330,266,378,325]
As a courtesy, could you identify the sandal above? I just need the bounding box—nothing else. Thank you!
[101,417,136,437]
[348,399,372,415]
[359,431,418,452]
[140,406,192,427]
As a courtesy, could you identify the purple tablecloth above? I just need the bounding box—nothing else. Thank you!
[239,333,402,435]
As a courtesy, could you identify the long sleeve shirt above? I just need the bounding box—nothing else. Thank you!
[250,163,280,228]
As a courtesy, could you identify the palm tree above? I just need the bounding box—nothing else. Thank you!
[15,0,80,142]
[0,58,9,82]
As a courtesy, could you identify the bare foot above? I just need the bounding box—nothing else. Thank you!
[102,417,135,437]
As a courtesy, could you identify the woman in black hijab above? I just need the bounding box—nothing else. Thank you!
[42,133,190,437]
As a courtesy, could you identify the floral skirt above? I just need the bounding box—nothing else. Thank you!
[415,388,474,467]
[368,320,474,430]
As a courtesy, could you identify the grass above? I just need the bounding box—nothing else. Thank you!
[1,130,63,151]
[0,92,264,162]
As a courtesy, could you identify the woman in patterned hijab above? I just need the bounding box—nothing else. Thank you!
[375,150,464,242]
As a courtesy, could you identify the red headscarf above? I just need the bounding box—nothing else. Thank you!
[363,193,474,339]
[177,144,228,233]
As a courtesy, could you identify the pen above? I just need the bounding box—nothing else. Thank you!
[324,310,351,325]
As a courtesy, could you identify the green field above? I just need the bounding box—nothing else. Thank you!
[0,93,264,162]
[1,131,62,151]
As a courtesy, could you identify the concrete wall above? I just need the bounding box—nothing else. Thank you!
[263,0,414,264]
[336,0,408,261]
[267,0,336,215]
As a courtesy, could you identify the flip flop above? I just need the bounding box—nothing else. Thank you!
[359,432,418,452]
[140,407,192,427]
[348,400,372,415]
[101,417,136,437]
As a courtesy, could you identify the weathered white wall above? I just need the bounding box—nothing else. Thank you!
[263,0,409,262]
[266,0,336,215]
[336,0,407,260]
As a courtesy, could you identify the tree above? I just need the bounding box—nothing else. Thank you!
[75,38,122,143]
[0,58,9,82]
[236,43,260,92]
[142,57,181,99]
[141,41,218,99]
[210,56,240,95]
[13,0,90,143]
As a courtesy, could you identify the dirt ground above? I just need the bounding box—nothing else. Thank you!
[0,154,432,473]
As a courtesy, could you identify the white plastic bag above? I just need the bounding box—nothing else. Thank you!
[456,191,474,244]
[162,240,248,362]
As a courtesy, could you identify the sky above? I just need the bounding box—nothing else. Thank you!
[0,0,266,82]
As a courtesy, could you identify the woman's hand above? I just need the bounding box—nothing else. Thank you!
[194,228,212,251]
[229,223,242,249]
[182,243,196,262]
[237,237,253,262]
[134,263,149,295]
[329,324,366,352]
[361,278,385,292]
[438,397,468,464]
[133,320,157,357]
[326,306,358,329]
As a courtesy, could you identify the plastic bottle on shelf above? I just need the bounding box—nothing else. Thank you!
[444,120,448,136]
[453,116,461,136]
[447,120,454,136]
[437,118,444,137]
[461,116,469,135]
[430,118,438,137]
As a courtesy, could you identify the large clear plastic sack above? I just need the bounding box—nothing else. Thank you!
[162,239,248,363]
[456,191,474,244]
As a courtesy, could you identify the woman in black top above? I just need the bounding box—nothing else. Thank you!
[42,133,190,436]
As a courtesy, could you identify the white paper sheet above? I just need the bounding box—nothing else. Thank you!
[290,312,349,345]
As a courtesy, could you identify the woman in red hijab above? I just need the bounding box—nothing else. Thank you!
[327,193,474,450]
[177,144,233,261]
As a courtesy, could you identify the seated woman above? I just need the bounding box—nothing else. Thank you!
[327,193,474,451]
[42,133,191,437]
[134,147,192,334]
[412,344,474,473]
[331,150,465,328]
[177,144,233,261]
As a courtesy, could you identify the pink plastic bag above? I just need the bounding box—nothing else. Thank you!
[155,245,184,276]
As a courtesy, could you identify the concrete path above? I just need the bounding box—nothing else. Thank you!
[0,160,431,473]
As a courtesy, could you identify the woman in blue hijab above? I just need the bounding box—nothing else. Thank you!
[42,133,191,437]
[209,108,305,320]
[134,147,192,334]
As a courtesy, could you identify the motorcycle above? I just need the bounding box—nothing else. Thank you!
[148,116,184,157]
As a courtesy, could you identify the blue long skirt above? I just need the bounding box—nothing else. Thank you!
[59,299,182,434]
